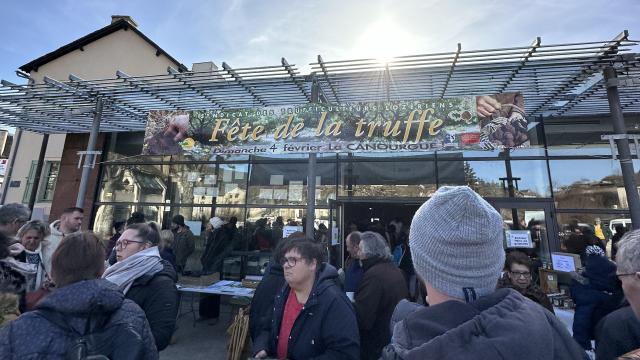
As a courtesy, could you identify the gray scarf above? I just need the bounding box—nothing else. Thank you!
[102,246,163,294]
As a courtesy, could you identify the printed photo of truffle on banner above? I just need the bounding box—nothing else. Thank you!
[142,92,527,158]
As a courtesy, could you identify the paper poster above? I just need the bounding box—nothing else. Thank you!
[273,189,287,200]
[551,253,578,272]
[259,188,273,199]
[331,227,339,246]
[316,176,322,186]
[187,172,199,182]
[223,183,238,194]
[185,220,202,236]
[283,226,303,238]
[288,180,304,202]
[204,174,216,185]
[505,230,533,248]
[206,187,218,196]
[270,175,284,186]
[193,187,206,196]
[222,169,233,182]
[235,171,245,180]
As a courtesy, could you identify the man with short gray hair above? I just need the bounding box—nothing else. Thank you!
[617,229,640,318]
[355,231,408,360]
[594,230,640,359]
[0,203,30,237]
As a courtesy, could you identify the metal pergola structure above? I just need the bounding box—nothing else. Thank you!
[1,30,640,231]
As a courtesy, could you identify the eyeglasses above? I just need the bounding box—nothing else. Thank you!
[510,271,531,279]
[115,238,146,250]
[617,272,637,280]
[280,256,303,268]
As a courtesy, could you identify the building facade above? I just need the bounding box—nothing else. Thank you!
[1,15,186,221]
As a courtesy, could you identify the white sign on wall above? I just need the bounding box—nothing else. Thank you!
[505,230,533,248]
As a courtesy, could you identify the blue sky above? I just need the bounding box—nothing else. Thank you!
[1,0,639,83]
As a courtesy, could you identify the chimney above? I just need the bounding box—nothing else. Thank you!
[111,15,138,28]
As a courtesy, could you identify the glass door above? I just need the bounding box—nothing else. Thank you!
[488,199,558,265]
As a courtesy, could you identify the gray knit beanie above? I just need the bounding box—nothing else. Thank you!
[409,186,505,302]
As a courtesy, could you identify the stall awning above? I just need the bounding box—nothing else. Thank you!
[0,31,638,134]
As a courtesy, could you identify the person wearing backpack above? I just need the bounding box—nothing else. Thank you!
[0,231,158,359]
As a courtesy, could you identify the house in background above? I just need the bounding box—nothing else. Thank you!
[1,15,187,221]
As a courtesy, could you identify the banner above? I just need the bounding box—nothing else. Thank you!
[143,93,526,158]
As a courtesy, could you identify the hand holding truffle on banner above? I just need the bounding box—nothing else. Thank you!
[477,93,528,149]
[143,111,197,156]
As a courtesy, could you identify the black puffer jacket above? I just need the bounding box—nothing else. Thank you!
[253,263,359,360]
[355,257,408,360]
[382,288,586,360]
[249,261,285,341]
[126,260,178,351]
[0,279,157,359]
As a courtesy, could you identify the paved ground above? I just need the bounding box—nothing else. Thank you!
[160,298,233,360]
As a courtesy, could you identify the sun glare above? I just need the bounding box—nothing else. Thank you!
[352,17,418,66]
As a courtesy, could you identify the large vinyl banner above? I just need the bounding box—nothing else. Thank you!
[143,93,526,158]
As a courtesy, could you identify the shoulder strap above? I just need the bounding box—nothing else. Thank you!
[35,308,79,335]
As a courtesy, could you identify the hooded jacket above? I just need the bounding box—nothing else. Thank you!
[35,220,68,277]
[253,263,359,360]
[381,288,586,360]
[126,260,178,351]
[356,256,408,360]
[0,279,158,360]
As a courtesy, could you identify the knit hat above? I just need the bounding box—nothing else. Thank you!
[409,186,505,302]
[209,216,225,229]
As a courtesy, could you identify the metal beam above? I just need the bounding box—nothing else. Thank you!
[497,37,541,93]
[440,43,462,98]
[222,62,268,106]
[281,58,311,102]
[116,70,185,109]
[167,66,224,109]
[316,55,340,103]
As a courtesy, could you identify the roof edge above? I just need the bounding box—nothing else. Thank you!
[19,19,188,73]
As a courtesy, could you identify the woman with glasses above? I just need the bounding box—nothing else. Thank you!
[102,222,178,351]
[253,237,359,360]
[497,251,554,313]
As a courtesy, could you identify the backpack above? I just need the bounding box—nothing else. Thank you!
[35,308,145,360]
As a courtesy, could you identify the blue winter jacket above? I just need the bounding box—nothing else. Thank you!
[0,279,158,360]
[252,263,360,360]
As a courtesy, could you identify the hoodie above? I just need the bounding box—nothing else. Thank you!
[253,263,360,360]
[41,220,67,276]
[0,279,158,359]
[381,288,586,360]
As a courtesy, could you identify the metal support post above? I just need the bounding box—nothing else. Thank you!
[604,67,640,226]
[76,97,103,208]
[306,154,317,239]
[306,81,320,239]
[27,134,49,211]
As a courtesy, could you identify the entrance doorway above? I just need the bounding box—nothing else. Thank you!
[343,202,420,233]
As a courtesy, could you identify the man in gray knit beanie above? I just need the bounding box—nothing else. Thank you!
[381,186,586,360]
[409,185,505,302]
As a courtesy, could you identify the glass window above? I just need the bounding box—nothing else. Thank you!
[248,162,336,206]
[168,163,248,205]
[98,164,168,203]
[39,161,60,201]
[438,161,507,197]
[21,161,37,204]
[510,160,551,197]
[93,204,165,238]
[549,159,624,209]
[339,161,436,198]
[556,212,629,259]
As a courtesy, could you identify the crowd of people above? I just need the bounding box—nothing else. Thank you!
[0,204,180,359]
[0,185,640,359]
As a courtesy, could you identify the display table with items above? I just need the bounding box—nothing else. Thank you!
[176,279,258,326]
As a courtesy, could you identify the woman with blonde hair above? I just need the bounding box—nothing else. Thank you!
[159,229,176,269]
[9,220,52,292]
